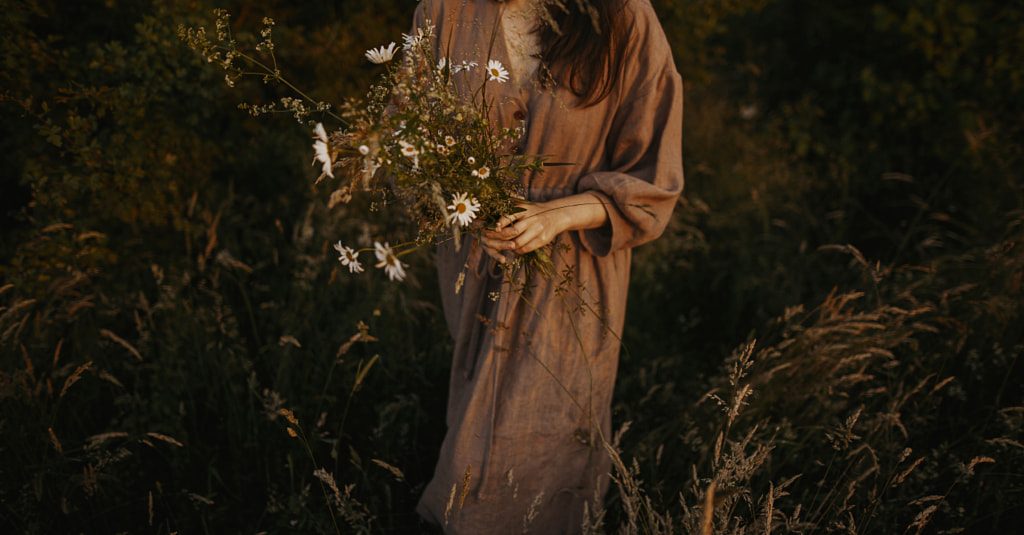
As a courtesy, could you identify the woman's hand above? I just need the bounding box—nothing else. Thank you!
[479,192,608,263]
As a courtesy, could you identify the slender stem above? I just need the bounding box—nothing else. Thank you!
[216,43,348,124]
[295,424,342,535]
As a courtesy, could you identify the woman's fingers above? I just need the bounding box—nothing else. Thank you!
[482,223,548,255]
[480,200,564,257]
[494,214,513,231]
[509,225,541,254]
[479,235,509,263]
[485,223,518,241]
[482,246,506,263]
[478,195,603,261]
[495,199,529,231]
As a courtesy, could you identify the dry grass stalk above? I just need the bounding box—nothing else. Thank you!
[444,481,457,526]
[371,458,405,482]
[48,427,62,454]
[701,480,715,535]
[58,361,92,399]
[459,464,472,510]
[99,328,143,361]
[146,432,184,448]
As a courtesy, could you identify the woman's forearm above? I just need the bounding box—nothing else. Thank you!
[546,192,609,232]
[479,192,610,261]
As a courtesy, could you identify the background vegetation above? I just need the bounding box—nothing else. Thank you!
[1,0,1020,533]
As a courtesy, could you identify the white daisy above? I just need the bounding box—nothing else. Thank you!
[401,33,417,50]
[447,193,481,227]
[445,135,456,146]
[402,25,431,51]
[453,60,478,74]
[476,166,491,179]
[312,122,333,178]
[374,241,407,282]
[486,59,509,82]
[314,122,328,143]
[398,140,420,169]
[365,42,397,64]
[362,158,381,176]
[333,241,364,273]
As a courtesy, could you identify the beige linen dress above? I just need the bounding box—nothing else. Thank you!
[413,1,684,532]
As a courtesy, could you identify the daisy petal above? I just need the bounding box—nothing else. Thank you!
[486,59,509,83]
[365,42,397,64]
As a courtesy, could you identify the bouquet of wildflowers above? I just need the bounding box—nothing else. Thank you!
[180,12,548,282]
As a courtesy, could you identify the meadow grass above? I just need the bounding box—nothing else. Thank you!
[2,1,1021,533]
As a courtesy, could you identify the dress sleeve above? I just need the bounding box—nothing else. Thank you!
[575,1,684,257]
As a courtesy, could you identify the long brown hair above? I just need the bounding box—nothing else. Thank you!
[535,0,627,107]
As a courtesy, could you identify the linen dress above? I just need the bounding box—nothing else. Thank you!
[412,1,684,532]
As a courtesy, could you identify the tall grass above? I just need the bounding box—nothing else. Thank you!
[611,84,1023,534]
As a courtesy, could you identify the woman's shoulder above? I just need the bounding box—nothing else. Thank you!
[615,0,680,94]
[619,0,668,36]
[616,0,674,58]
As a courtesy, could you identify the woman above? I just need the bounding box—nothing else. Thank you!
[413,0,683,532]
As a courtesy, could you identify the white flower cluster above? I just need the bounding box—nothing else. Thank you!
[178,13,545,285]
[312,23,540,284]
[255,17,275,52]
[333,240,407,281]
[313,123,333,179]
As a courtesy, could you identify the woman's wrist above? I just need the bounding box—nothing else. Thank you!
[551,192,609,232]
